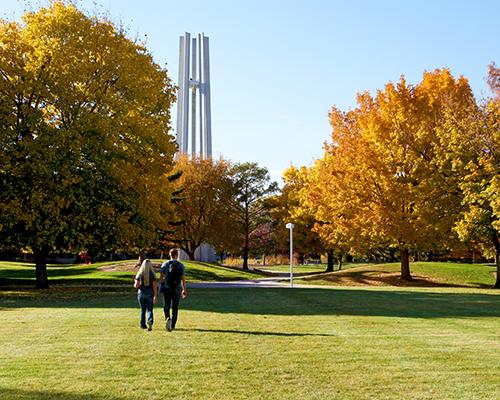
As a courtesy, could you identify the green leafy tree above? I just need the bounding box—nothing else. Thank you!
[230,162,278,270]
[0,2,176,287]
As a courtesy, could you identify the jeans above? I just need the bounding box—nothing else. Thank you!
[137,291,154,328]
[163,287,181,328]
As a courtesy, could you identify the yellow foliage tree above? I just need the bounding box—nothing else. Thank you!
[305,69,475,280]
[272,166,336,271]
[165,155,237,260]
[0,2,176,287]
[450,63,500,288]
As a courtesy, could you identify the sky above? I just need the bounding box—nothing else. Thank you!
[1,0,499,183]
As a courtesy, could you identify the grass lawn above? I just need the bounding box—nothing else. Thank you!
[0,260,264,286]
[298,262,497,288]
[0,285,499,399]
[258,263,365,274]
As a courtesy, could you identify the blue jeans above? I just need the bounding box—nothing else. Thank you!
[137,291,154,328]
[163,287,181,328]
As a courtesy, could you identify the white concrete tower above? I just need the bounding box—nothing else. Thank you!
[176,32,212,158]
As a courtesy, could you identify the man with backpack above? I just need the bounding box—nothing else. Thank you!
[159,249,187,332]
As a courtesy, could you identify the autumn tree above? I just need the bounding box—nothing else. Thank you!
[306,69,475,280]
[268,166,332,270]
[0,2,176,288]
[165,155,236,260]
[230,162,278,269]
[449,63,500,288]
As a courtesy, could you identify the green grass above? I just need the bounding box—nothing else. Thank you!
[0,286,499,399]
[0,260,264,286]
[258,262,365,274]
[298,262,497,288]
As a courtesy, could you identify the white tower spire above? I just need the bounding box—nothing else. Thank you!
[176,32,212,158]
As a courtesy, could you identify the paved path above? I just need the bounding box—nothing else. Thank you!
[188,278,287,289]
[188,274,317,289]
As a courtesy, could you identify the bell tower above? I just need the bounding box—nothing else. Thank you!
[176,32,212,158]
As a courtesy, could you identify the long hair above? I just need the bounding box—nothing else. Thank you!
[138,259,153,286]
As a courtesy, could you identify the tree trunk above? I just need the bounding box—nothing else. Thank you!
[186,249,195,260]
[400,248,412,281]
[325,250,334,272]
[337,251,343,270]
[242,246,249,270]
[242,208,249,270]
[263,254,266,266]
[492,233,500,289]
[34,249,49,289]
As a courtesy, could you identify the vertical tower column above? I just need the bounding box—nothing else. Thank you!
[175,35,185,152]
[181,32,191,154]
[191,37,197,158]
[201,34,212,158]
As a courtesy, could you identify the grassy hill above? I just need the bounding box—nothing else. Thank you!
[297,262,497,288]
[0,260,264,287]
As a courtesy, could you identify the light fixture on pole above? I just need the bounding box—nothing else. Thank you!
[285,223,294,288]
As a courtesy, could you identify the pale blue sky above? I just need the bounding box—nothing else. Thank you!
[2,0,499,182]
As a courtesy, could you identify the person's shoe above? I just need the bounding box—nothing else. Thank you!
[147,322,153,331]
[166,318,173,332]
[140,325,147,330]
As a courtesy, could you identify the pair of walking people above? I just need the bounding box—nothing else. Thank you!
[134,249,187,331]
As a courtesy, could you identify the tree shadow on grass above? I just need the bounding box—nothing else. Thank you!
[303,269,460,288]
[0,286,498,319]
[176,327,334,337]
[183,287,500,319]
[0,267,98,281]
[0,387,128,400]
[302,265,496,289]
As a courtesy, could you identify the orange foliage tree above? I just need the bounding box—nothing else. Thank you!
[165,155,237,260]
[303,69,475,280]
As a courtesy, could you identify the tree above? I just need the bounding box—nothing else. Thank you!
[287,163,361,271]
[268,166,331,270]
[165,155,236,260]
[304,69,475,280]
[0,2,177,288]
[450,63,500,288]
[230,162,278,269]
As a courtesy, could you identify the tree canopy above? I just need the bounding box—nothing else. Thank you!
[164,155,236,260]
[230,162,278,269]
[295,69,476,280]
[0,1,177,287]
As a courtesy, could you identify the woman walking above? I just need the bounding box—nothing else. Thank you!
[134,259,157,331]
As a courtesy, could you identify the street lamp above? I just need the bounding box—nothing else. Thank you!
[286,223,294,288]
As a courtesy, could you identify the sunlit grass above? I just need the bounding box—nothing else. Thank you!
[258,262,365,274]
[0,286,498,399]
[298,262,496,288]
[0,259,265,286]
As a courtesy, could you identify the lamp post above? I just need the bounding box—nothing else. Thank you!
[285,223,294,288]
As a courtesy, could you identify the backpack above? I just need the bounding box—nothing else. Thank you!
[166,260,183,288]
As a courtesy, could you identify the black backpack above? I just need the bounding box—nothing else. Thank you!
[166,261,183,288]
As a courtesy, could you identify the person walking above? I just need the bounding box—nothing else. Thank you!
[160,249,187,332]
[134,259,157,331]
